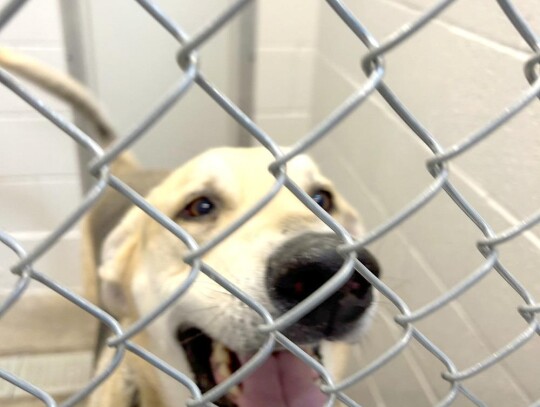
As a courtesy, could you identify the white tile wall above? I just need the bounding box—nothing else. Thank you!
[305,0,540,405]
[253,0,321,146]
[0,1,63,44]
[0,49,70,114]
[0,0,261,291]
[0,120,78,176]
[0,178,81,232]
[84,0,244,169]
[0,0,82,293]
[256,0,320,49]
[0,351,93,400]
[400,0,540,52]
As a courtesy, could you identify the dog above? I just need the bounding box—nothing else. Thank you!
[0,47,380,407]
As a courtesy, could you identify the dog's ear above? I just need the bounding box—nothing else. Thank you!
[98,209,142,317]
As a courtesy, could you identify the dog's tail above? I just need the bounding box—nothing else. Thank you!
[0,46,117,147]
[0,46,140,309]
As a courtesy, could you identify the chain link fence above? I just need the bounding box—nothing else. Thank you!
[1,0,540,406]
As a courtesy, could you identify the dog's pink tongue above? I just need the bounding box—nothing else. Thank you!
[237,352,327,407]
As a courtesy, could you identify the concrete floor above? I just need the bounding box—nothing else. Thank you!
[0,292,97,406]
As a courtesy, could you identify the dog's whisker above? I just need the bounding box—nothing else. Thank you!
[203,286,236,297]
[183,305,224,314]
[371,298,393,307]
[176,309,226,347]
[177,330,207,347]
[201,289,235,299]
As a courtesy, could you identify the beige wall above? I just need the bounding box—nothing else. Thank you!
[253,0,321,144]
[80,0,246,169]
[0,0,82,293]
[0,0,249,293]
[306,2,540,406]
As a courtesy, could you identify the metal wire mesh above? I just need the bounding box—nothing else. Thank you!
[1,0,540,406]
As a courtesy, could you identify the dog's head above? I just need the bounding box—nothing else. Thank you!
[99,147,380,406]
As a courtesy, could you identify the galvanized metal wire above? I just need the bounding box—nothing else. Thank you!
[1,0,539,406]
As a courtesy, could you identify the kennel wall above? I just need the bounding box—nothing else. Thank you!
[1,0,540,406]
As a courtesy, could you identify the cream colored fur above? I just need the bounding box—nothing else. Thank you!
[0,47,370,407]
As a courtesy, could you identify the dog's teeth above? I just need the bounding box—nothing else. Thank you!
[211,341,230,367]
[210,342,242,399]
[228,383,242,399]
[218,363,231,380]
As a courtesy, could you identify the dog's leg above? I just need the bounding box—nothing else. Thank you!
[87,346,138,407]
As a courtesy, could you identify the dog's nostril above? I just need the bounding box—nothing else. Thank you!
[343,278,369,297]
[274,261,374,307]
[275,266,330,304]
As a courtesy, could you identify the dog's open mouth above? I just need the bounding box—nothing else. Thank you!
[177,328,327,407]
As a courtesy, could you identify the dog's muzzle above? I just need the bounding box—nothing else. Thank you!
[176,232,380,407]
[266,232,380,342]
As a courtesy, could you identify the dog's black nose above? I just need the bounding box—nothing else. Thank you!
[266,233,380,338]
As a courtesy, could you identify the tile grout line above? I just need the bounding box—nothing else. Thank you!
[0,351,93,401]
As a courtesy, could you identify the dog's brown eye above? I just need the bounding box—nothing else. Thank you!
[311,189,334,212]
[180,197,215,219]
